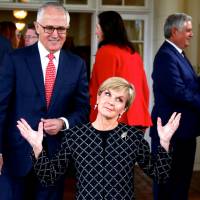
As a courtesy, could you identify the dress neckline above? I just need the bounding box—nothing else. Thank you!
[89,122,120,133]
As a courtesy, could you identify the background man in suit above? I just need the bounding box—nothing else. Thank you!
[0,2,89,200]
[150,13,200,200]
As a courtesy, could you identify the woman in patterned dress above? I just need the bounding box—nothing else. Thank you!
[17,77,181,200]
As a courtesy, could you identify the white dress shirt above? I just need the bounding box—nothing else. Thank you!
[37,41,69,130]
[166,39,183,55]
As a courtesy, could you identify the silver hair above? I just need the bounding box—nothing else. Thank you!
[164,13,192,39]
[36,2,70,27]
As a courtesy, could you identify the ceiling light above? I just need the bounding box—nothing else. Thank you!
[15,22,26,31]
[13,10,28,20]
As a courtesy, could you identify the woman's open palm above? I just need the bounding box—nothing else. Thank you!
[157,112,181,143]
[17,118,43,149]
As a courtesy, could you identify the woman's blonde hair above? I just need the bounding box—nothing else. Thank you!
[97,77,135,110]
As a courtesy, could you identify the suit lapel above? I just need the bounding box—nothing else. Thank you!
[177,50,197,78]
[164,42,197,78]
[25,44,46,108]
[181,53,196,74]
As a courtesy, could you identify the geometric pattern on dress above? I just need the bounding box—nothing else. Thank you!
[45,53,56,108]
[34,123,172,200]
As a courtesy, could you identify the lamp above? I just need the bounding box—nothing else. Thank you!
[15,22,26,31]
[13,10,28,20]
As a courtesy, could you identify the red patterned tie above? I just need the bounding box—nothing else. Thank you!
[45,53,56,108]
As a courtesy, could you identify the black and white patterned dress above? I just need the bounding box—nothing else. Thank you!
[34,123,172,200]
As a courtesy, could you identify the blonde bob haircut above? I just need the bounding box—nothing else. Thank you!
[97,77,135,110]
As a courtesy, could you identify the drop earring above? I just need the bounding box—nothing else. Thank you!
[94,104,98,110]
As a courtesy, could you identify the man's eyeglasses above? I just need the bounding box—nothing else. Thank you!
[37,22,68,34]
[24,35,38,39]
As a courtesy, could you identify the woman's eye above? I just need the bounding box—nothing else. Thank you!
[105,91,111,96]
[116,98,123,102]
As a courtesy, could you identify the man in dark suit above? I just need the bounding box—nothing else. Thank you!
[0,35,12,62]
[0,2,89,200]
[150,13,200,200]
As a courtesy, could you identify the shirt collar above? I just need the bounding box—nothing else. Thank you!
[165,39,183,54]
[37,41,60,61]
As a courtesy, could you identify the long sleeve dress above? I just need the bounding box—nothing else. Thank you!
[33,123,171,200]
[89,44,152,127]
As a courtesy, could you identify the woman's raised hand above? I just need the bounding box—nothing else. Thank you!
[17,118,44,158]
[157,112,181,151]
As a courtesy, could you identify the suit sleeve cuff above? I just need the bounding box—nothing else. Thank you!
[59,117,69,131]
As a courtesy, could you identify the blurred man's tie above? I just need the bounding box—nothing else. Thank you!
[182,50,186,57]
[182,51,194,72]
[45,53,56,108]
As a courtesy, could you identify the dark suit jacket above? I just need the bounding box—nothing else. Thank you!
[150,41,200,142]
[0,35,12,63]
[0,43,90,176]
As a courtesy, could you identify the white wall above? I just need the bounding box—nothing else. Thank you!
[186,0,200,171]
